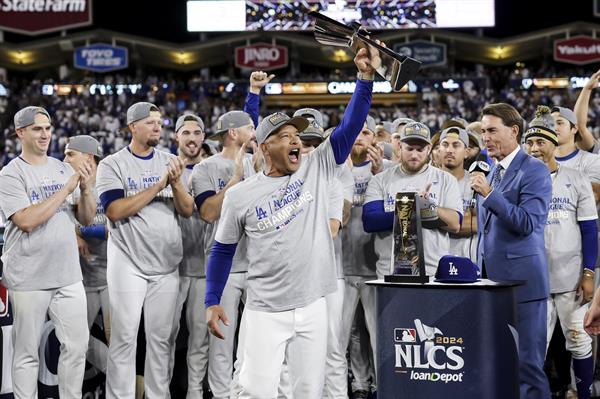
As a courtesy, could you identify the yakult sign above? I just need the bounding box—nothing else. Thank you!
[235,43,288,71]
[554,36,600,65]
[0,0,92,35]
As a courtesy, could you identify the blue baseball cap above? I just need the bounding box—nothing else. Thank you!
[435,255,481,283]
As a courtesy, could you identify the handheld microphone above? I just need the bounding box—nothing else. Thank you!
[468,160,491,176]
[468,161,491,208]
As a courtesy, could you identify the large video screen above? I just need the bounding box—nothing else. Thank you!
[187,0,495,32]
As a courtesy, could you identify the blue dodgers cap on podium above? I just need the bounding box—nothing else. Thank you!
[435,255,481,283]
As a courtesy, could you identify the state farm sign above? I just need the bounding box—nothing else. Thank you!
[235,43,288,71]
[554,36,600,65]
[0,0,92,35]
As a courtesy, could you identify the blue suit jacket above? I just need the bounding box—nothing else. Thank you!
[477,149,552,303]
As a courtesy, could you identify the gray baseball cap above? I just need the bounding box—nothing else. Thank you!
[300,120,325,142]
[293,108,324,129]
[551,106,577,126]
[14,106,51,129]
[214,111,254,136]
[65,135,103,157]
[127,102,160,125]
[364,115,377,133]
[256,112,309,144]
[175,114,205,133]
[382,121,394,133]
[401,121,431,144]
[392,117,415,133]
[440,126,469,147]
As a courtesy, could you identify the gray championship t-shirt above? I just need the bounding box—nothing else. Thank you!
[0,157,82,290]
[365,164,463,277]
[215,139,339,312]
[191,153,255,273]
[342,162,378,277]
[96,147,183,275]
[545,166,597,293]
[180,166,206,277]
[448,173,477,261]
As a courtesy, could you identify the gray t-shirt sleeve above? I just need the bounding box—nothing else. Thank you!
[364,173,385,204]
[587,156,600,184]
[339,166,354,203]
[576,176,598,221]
[0,171,30,219]
[191,161,215,197]
[310,138,341,183]
[441,174,464,214]
[96,157,125,196]
[328,179,344,223]
[214,190,244,245]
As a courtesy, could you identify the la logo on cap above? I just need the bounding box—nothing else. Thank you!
[448,262,458,276]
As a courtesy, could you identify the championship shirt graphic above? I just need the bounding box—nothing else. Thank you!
[394,319,465,383]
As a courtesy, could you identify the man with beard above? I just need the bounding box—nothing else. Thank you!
[363,121,462,277]
[0,107,96,398]
[204,47,375,398]
[192,71,269,399]
[97,102,194,399]
[439,127,478,261]
[167,113,210,398]
[524,106,597,399]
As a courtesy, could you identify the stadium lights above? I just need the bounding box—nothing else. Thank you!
[9,50,32,65]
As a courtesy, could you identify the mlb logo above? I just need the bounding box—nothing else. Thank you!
[394,328,417,343]
[0,283,8,317]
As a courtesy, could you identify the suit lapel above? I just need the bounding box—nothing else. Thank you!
[483,149,526,228]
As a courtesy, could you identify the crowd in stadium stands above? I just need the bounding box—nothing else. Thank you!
[2,65,600,166]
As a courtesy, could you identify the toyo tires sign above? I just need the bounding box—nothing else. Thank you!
[0,0,92,35]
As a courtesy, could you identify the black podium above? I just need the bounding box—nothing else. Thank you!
[367,279,521,399]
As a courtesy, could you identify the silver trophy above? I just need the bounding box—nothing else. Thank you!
[310,11,422,92]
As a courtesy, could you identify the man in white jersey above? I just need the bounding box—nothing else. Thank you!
[439,127,478,261]
[523,106,598,399]
[166,113,210,398]
[552,106,600,202]
[339,115,384,398]
[96,102,194,399]
[204,47,376,398]
[191,71,269,398]
[64,135,110,374]
[295,111,354,398]
[0,106,96,398]
[363,121,462,277]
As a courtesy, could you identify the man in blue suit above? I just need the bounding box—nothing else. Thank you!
[470,103,552,399]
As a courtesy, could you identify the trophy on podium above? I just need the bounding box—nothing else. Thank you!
[309,11,422,91]
[385,192,428,283]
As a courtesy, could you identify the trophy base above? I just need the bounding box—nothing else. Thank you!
[384,274,430,284]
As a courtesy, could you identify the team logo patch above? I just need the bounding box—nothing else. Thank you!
[268,113,288,126]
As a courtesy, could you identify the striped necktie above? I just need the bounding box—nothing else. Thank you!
[491,165,503,188]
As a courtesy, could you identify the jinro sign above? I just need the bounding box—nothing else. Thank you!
[74,43,128,73]
[0,0,92,35]
[235,43,288,71]
[554,36,600,65]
